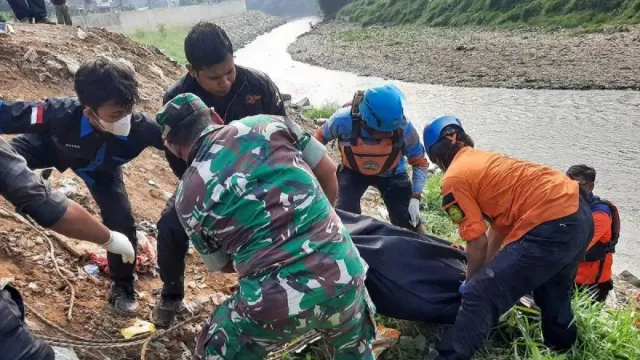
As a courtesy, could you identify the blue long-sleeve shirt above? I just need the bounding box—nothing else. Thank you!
[316,107,429,193]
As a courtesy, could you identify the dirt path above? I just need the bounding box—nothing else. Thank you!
[288,21,640,90]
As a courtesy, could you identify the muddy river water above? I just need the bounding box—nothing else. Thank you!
[235,18,640,276]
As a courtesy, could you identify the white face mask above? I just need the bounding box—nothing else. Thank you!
[98,114,132,137]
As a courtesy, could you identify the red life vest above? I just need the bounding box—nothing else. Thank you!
[339,91,404,176]
[582,198,620,284]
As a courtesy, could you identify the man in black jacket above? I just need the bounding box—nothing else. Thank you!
[153,21,288,327]
[0,136,136,360]
[0,58,165,316]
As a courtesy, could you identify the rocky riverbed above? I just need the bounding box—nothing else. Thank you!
[288,21,640,90]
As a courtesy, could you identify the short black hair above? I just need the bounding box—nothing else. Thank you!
[166,108,211,147]
[428,126,474,170]
[184,22,233,71]
[567,164,596,182]
[74,57,140,110]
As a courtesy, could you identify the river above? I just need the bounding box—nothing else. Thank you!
[235,18,640,276]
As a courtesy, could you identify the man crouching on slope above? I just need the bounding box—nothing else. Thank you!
[156,93,376,360]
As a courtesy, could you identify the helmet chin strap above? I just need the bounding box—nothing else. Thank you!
[445,133,458,144]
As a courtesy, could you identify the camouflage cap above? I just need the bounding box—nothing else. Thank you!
[156,93,209,137]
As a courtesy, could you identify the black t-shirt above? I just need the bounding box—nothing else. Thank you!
[163,65,287,178]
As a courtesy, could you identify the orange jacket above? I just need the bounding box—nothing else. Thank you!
[576,211,613,284]
[441,147,579,245]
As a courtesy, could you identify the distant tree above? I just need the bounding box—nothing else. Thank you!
[316,0,351,19]
[246,0,320,18]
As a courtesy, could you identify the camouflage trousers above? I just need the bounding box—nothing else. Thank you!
[194,285,376,360]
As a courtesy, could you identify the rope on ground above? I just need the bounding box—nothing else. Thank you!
[25,302,146,343]
[140,336,153,360]
[0,205,76,320]
[32,311,205,350]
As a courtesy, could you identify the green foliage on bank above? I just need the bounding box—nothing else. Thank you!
[339,0,640,27]
[131,26,189,64]
[317,0,352,19]
[302,104,339,120]
[246,0,320,18]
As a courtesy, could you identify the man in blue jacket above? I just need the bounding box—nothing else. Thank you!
[0,57,165,316]
[315,84,430,233]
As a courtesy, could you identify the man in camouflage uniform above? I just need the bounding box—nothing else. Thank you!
[156,93,376,360]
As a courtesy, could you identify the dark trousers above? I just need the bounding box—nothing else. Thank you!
[10,134,138,289]
[6,0,47,20]
[437,198,594,360]
[157,194,190,300]
[336,166,417,231]
[0,286,54,360]
[578,280,613,303]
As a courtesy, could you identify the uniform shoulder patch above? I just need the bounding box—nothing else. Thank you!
[442,192,466,224]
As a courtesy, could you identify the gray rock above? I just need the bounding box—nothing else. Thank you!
[23,49,38,63]
[281,93,292,101]
[398,335,414,347]
[295,97,311,107]
[620,270,640,287]
[53,346,79,360]
[414,335,427,351]
[314,118,328,126]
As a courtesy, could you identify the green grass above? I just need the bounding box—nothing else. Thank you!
[280,175,640,359]
[420,173,463,243]
[302,104,339,120]
[130,26,189,64]
[0,11,11,22]
[338,0,640,28]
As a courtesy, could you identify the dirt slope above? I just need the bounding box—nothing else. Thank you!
[0,24,235,360]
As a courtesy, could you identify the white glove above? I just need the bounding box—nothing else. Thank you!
[103,231,135,264]
[408,198,421,227]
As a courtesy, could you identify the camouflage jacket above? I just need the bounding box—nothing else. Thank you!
[175,115,368,320]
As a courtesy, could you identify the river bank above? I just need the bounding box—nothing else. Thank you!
[132,11,286,63]
[288,21,640,90]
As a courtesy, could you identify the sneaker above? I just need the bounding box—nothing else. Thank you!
[110,285,138,317]
[18,18,32,23]
[35,17,56,25]
[151,297,182,328]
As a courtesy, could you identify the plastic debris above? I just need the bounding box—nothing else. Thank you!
[211,292,230,306]
[120,318,156,339]
[89,231,157,275]
[76,28,87,40]
[373,324,401,357]
[0,23,16,34]
[83,264,99,276]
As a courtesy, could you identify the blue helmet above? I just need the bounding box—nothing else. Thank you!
[358,84,406,132]
[423,116,464,153]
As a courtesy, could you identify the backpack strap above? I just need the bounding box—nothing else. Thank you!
[377,130,403,175]
[350,90,365,146]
